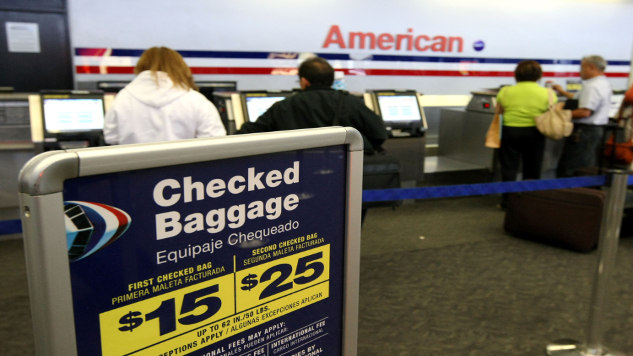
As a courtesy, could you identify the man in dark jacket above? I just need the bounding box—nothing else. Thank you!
[236,57,387,153]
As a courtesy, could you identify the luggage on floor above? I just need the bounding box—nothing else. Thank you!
[362,153,401,210]
[504,188,606,252]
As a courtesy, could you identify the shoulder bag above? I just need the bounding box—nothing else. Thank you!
[485,89,506,148]
[534,89,573,140]
[603,101,633,165]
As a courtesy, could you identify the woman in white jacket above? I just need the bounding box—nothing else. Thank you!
[103,47,226,145]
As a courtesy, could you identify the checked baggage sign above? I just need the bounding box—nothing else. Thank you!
[18,127,363,356]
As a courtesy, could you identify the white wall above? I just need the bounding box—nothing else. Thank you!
[69,0,633,94]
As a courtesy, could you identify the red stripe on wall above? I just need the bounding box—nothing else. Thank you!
[191,67,298,75]
[76,66,135,74]
[75,66,629,78]
[353,69,517,77]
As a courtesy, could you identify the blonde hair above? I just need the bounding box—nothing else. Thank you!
[135,47,198,90]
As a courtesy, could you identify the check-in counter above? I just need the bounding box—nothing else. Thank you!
[420,95,471,148]
[0,94,39,216]
[215,89,429,184]
[365,90,428,183]
[434,89,626,180]
[214,90,428,187]
[0,93,114,217]
[436,91,497,174]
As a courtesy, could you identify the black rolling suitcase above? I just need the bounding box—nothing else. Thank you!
[504,188,606,252]
[362,153,402,210]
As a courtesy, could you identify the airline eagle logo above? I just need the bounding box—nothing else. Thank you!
[64,201,131,261]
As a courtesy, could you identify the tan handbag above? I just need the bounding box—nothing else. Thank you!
[485,88,506,148]
[534,89,573,140]
[485,112,501,148]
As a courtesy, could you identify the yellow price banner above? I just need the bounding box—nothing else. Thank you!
[97,245,331,356]
[99,274,234,356]
[235,245,330,312]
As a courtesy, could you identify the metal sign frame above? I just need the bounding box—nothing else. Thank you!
[18,127,363,356]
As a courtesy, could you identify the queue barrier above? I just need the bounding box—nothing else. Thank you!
[362,175,615,202]
[2,175,630,236]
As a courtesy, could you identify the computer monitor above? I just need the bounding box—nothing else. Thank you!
[242,92,292,122]
[40,93,105,146]
[373,90,424,132]
[610,92,625,119]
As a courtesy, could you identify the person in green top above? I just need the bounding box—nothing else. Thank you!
[495,60,556,207]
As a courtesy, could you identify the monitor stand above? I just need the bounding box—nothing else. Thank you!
[390,129,412,138]
[44,134,103,151]
[59,140,90,149]
[44,140,90,151]
[388,127,425,138]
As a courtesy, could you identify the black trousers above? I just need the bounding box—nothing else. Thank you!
[499,126,546,182]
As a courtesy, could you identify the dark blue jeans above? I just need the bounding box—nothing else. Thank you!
[557,124,604,177]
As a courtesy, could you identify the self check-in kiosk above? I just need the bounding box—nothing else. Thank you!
[213,90,294,134]
[214,88,428,183]
[241,91,293,122]
[369,90,427,138]
[365,90,428,183]
[0,94,35,213]
[0,91,107,214]
[40,91,106,150]
[0,94,32,144]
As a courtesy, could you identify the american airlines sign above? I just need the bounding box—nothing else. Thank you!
[322,25,464,53]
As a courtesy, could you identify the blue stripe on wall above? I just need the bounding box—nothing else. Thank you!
[75,48,629,66]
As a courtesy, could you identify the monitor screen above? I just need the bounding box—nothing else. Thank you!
[609,94,624,119]
[377,95,422,123]
[43,98,105,133]
[245,96,285,122]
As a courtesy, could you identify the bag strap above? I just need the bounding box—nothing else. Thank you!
[332,90,347,126]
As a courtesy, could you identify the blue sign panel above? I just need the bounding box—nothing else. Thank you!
[62,145,347,356]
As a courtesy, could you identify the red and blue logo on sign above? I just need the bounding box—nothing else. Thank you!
[64,201,131,261]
